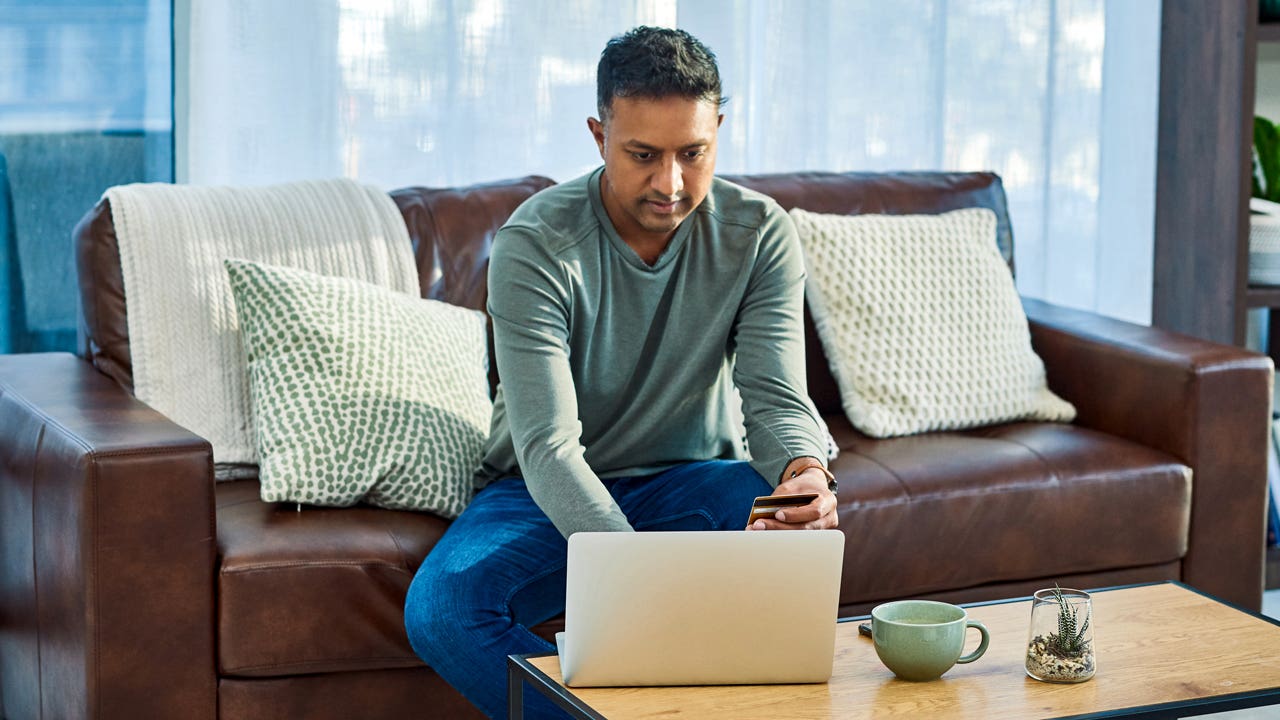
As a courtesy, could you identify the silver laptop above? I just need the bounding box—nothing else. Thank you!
[556,529,844,687]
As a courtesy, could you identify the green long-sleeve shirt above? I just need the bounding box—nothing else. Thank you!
[477,166,826,537]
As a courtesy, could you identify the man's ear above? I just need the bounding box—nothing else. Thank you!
[587,117,606,158]
[718,113,725,128]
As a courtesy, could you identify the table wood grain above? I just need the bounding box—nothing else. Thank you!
[521,583,1280,719]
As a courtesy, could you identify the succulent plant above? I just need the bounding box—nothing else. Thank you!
[1044,584,1091,659]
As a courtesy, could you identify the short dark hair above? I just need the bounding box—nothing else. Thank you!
[596,26,726,120]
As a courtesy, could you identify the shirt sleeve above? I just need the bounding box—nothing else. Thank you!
[732,205,829,485]
[487,228,634,536]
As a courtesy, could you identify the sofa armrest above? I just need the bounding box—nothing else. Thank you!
[0,353,215,720]
[1023,298,1273,610]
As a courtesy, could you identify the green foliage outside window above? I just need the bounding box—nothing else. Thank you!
[1254,116,1280,202]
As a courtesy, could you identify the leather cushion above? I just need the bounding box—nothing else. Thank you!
[216,481,448,677]
[216,417,1187,678]
[216,480,561,678]
[825,416,1192,606]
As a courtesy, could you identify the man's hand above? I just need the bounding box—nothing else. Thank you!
[746,467,838,531]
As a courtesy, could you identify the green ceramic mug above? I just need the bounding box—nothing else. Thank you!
[871,600,990,681]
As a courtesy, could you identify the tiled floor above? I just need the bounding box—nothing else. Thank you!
[1191,588,1280,719]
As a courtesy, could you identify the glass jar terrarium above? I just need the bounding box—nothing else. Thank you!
[1025,586,1095,683]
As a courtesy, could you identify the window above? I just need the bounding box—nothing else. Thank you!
[0,0,173,353]
[185,1,1159,323]
[0,1,1159,353]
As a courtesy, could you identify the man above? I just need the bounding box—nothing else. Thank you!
[404,26,836,719]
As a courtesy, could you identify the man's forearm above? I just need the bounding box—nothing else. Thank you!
[517,442,634,537]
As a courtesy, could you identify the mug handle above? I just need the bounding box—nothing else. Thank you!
[956,620,990,664]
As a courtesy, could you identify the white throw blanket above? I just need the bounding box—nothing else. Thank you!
[106,179,418,479]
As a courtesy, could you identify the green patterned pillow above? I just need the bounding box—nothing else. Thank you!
[224,258,491,516]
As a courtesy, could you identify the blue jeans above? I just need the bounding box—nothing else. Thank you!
[403,459,771,720]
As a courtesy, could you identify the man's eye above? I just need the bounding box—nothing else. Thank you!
[684,150,705,161]
[632,152,653,161]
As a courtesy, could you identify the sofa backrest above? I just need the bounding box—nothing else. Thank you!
[74,171,1012,415]
[390,175,556,394]
[72,175,555,394]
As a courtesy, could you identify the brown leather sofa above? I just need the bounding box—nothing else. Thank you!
[0,171,1271,719]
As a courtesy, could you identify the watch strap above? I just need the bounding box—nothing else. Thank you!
[786,458,838,494]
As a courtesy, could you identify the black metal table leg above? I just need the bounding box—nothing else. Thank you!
[507,656,524,720]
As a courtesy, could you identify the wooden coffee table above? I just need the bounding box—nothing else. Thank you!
[508,582,1280,719]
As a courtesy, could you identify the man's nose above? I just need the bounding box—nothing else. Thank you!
[651,156,682,198]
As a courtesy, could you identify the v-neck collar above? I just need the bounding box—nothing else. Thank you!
[588,166,697,273]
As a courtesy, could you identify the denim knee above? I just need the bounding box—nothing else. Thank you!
[404,561,466,667]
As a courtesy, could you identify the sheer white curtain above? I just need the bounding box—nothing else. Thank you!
[181,0,1160,323]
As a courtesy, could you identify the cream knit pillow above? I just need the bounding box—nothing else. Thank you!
[790,207,1075,438]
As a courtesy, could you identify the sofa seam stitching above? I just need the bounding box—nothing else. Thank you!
[221,560,413,576]
[846,451,911,498]
[0,377,93,454]
[851,465,1190,508]
[88,446,209,459]
[984,433,1061,487]
[0,376,208,462]
[384,529,410,571]
[223,656,421,674]
[31,420,46,720]
[90,441,100,719]
[91,205,109,370]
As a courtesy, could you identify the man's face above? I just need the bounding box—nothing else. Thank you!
[588,95,723,244]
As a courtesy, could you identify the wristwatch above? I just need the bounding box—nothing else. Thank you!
[788,460,838,494]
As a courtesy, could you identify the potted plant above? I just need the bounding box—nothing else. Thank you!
[1250,115,1280,285]
[1025,584,1095,683]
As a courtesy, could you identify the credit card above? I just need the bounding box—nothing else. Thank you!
[747,492,819,523]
